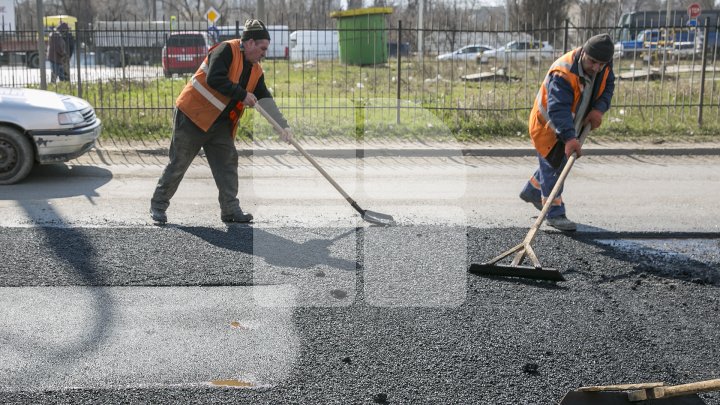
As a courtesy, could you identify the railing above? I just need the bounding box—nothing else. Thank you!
[1,19,719,146]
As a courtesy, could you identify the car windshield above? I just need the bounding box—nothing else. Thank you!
[167,35,205,47]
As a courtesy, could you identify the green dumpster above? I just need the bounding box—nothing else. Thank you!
[330,7,393,65]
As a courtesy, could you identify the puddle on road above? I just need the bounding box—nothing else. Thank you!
[595,239,720,269]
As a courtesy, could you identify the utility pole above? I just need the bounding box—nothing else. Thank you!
[257,0,265,20]
[505,0,509,31]
[36,0,46,90]
[418,0,424,58]
[666,0,672,26]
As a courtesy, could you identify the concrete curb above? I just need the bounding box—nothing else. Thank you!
[95,139,720,158]
[129,147,720,158]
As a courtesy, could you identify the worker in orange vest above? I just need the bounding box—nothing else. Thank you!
[520,34,615,231]
[151,19,292,224]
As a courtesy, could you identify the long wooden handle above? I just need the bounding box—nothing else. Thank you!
[629,378,720,402]
[578,382,664,392]
[661,378,720,397]
[523,124,591,244]
[253,104,361,212]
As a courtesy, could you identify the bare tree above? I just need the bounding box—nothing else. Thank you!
[347,0,363,9]
[507,0,570,43]
[576,0,620,28]
[58,0,95,26]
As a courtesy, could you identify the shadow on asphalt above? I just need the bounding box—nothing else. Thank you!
[176,225,358,273]
[472,274,570,290]
[2,164,115,384]
[0,163,112,201]
[567,227,720,286]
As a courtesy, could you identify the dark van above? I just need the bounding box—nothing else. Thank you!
[162,31,215,77]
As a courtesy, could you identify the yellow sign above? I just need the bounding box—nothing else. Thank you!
[204,6,220,24]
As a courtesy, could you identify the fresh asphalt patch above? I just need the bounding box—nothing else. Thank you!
[1,226,719,403]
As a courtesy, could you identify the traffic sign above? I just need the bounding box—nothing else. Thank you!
[688,18,698,27]
[688,2,701,19]
[204,6,220,24]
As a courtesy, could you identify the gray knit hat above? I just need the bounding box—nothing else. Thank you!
[242,19,270,41]
[583,34,614,63]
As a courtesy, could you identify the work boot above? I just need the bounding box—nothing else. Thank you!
[546,214,577,232]
[150,207,167,224]
[221,210,253,223]
[519,191,543,211]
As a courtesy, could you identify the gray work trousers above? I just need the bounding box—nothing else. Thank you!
[151,108,241,215]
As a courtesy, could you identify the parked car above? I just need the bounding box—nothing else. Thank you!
[438,44,494,61]
[477,40,554,64]
[162,31,215,77]
[0,87,102,185]
[615,28,702,59]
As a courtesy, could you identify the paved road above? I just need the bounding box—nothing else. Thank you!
[1,149,719,403]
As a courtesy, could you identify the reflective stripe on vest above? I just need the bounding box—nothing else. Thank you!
[175,40,264,134]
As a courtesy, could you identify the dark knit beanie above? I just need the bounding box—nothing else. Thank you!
[242,19,270,41]
[583,34,614,63]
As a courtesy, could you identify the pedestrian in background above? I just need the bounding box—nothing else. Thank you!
[519,34,616,231]
[60,22,75,82]
[150,19,293,225]
[47,24,67,83]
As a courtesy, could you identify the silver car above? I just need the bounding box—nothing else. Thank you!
[478,40,555,64]
[0,87,101,184]
[437,44,494,61]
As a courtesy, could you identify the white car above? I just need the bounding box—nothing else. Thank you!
[477,40,555,64]
[437,44,494,61]
[0,87,102,184]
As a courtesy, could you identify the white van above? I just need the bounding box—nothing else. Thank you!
[289,30,339,61]
[214,24,289,59]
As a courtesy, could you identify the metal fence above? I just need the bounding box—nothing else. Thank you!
[1,19,719,145]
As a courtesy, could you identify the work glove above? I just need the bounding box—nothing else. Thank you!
[281,127,294,144]
[564,137,582,158]
[584,109,604,130]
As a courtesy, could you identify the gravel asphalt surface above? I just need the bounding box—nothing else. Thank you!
[1,140,719,404]
[1,225,719,404]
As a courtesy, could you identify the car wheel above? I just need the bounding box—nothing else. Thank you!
[103,50,123,68]
[26,52,40,69]
[0,126,34,185]
[163,69,172,78]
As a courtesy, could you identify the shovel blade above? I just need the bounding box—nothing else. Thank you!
[559,391,705,405]
[362,210,396,226]
[468,263,565,282]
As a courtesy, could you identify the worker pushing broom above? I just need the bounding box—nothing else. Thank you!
[470,34,616,281]
[519,33,616,232]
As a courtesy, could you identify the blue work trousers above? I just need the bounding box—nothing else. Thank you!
[520,152,569,218]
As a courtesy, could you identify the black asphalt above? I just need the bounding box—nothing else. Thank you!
[1,225,719,404]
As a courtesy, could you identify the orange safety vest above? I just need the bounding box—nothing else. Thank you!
[175,39,263,136]
[529,48,610,157]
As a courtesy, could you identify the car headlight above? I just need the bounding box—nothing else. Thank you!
[58,111,85,125]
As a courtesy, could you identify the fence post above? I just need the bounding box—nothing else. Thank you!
[563,19,569,53]
[35,0,46,90]
[75,22,82,98]
[120,27,126,81]
[396,20,402,125]
[698,17,710,127]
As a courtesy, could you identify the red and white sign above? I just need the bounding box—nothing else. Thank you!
[688,2,702,19]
